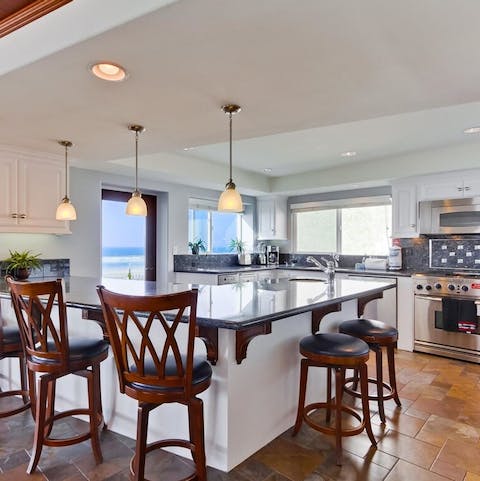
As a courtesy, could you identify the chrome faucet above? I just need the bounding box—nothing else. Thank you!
[306,256,335,283]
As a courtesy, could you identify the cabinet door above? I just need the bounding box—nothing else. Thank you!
[257,199,275,240]
[257,197,287,240]
[0,157,18,226]
[392,183,418,238]
[418,177,464,201]
[17,157,70,233]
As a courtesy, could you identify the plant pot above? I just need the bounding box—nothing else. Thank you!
[191,247,199,255]
[238,254,252,266]
[13,268,30,280]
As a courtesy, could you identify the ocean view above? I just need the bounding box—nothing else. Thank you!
[102,246,145,279]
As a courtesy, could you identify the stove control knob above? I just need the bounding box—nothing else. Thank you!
[462,285,469,292]
[448,284,455,291]
[435,283,442,290]
[416,284,423,290]
[425,285,432,291]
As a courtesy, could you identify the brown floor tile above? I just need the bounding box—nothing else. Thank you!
[415,414,479,447]
[0,463,46,480]
[253,437,324,481]
[384,459,450,481]
[465,473,480,481]
[377,430,440,469]
[429,459,465,481]
[435,438,480,476]
[410,395,466,422]
[372,410,426,437]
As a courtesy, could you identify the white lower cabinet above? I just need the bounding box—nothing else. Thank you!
[0,149,70,234]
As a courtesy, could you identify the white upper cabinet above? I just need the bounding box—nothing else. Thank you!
[391,181,418,238]
[257,196,287,240]
[0,149,70,234]
[418,171,480,201]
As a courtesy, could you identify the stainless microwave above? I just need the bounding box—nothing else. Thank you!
[419,197,480,234]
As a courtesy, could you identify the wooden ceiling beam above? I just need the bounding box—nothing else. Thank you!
[0,0,72,39]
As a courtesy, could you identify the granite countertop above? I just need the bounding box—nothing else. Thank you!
[0,275,396,330]
[175,265,413,277]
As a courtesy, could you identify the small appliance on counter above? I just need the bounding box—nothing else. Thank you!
[266,245,279,266]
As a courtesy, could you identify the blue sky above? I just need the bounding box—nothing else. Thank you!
[102,200,145,248]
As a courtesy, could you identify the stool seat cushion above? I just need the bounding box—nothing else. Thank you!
[32,337,109,364]
[300,333,369,358]
[339,319,398,340]
[0,325,21,345]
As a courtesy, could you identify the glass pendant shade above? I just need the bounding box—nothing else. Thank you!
[125,190,147,216]
[56,140,77,221]
[127,124,147,216]
[218,181,243,212]
[56,197,77,220]
[218,104,243,212]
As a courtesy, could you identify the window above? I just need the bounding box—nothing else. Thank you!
[101,190,157,280]
[292,197,392,256]
[188,199,253,253]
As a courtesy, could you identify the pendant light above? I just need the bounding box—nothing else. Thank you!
[218,104,243,212]
[55,140,77,221]
[126,124,147,216]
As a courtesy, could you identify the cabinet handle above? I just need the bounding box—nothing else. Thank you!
[19,214,27,219]
[10,213,18,218]
[409,223,416,228]
[464,186,471,191]
[457,186,463,191]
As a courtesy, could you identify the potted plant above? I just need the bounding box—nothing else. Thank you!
[188,238,206,255]
[229,238,251,265]
[3,249,42,280]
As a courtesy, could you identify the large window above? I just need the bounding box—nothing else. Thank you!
[188,199,253,253]
[292,197,392,256]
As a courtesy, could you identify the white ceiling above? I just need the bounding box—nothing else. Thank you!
[2,0,480,194]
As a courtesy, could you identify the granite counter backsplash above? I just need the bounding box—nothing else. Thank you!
[0,259,70,278]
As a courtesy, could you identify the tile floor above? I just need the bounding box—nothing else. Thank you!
[1,350,480,480]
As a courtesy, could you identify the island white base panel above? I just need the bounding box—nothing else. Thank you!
[0,300,358,472]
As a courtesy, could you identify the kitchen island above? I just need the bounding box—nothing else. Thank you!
[0,275,395,471]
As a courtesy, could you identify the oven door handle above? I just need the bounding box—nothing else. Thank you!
[415,295,443,302]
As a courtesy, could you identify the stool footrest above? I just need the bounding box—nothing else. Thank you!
[344,376,396,402]
[303,402,366,438]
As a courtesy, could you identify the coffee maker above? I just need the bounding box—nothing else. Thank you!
[266,245,279,266]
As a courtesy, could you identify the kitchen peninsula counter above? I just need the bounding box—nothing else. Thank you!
[0,275,395,471]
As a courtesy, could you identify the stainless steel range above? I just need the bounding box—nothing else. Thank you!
[414,273,480,363]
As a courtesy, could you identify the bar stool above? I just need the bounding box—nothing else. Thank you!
[7,276,109,474]
[97,286,212,481]
[293,332,376,466]
[0,323,30,417]
[339,318,401,424]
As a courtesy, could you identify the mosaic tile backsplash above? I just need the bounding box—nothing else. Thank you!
[0,259,70,278]
[429,238,480,270]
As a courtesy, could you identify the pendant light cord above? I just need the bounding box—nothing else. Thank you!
[135,130,139,192]
[229,112,233,183]
[64,143,69,198]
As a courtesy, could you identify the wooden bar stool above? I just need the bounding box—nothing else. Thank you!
[339,318,401,424]
[7,276,109,474]
[293,332,376,466]
[97,286,212,481]
[0,323,31,417]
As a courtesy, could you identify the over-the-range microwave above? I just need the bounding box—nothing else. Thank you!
[419,197,480,234]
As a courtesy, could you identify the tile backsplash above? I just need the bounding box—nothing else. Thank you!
[429,238,480,270]
[0,259,70,278]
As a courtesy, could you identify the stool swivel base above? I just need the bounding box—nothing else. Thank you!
[293,333,376,466]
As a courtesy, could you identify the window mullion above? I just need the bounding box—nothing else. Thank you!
[336,208,342,253]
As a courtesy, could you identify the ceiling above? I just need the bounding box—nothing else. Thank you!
[2,0,480,195]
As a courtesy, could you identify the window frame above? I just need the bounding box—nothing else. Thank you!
[291,195,392,255]
[101,189,157,281]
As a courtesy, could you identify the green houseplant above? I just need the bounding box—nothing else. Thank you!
[3,249,42,280]
[229,238,251,265]
[188,238,206,255]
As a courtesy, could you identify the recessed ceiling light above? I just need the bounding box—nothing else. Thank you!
[341,151,357,157]
[183,147,195,151]
[263,168,272,173]
[90,62,127,82]
[463,126,480,134]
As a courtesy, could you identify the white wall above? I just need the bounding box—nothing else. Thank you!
[0,167,256,281]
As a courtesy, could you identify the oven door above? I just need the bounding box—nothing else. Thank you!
[414,294,480,363]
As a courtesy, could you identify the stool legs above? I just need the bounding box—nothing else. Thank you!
[293,358,308,435]
[387,344,402,407]
[334,367,344,466]
[359,363,376,447]
[373,345,386,424]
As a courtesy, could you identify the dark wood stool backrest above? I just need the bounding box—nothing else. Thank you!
[6,276,69,373]
[97,286,199,399]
